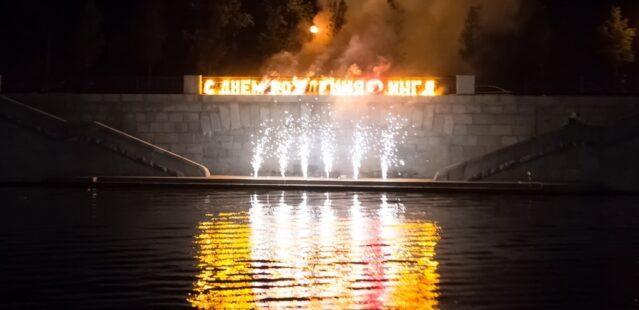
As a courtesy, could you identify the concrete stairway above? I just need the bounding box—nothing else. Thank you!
[0,95,209,181]
[434,115,639,190]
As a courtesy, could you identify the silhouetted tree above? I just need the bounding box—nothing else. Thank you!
[259,0,314,55]
[515,0,552,94]
[459,5,482,67]
[73,0,104,77]
[187,0,253,74]
[287,0,314,23]
[600,5,636,88]
[328,0,347,36]
[386,0,406,64]
[136,1,168,77]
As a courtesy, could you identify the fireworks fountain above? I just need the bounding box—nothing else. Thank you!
[250,126,271,178]
[320,122,336,178]
[275,113,294,177]
[249,107,409,179]
[298,134,311,178]
[297,113,313,178]
[379,113,409,179]
[351,122,370,180]
[379,131,393,179]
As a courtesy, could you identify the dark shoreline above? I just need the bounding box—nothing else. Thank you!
[1,175,626,195]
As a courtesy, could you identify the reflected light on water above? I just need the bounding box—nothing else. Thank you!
[188,192,440,309]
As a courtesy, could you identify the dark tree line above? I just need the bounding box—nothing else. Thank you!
[0,0,316,91]
[459,0,639,94]
[1,0,639,94]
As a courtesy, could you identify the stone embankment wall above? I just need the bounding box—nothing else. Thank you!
[11,94,639,178]
[0,95,209,180]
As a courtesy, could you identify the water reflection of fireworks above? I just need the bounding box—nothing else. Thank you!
[189,192,440,308]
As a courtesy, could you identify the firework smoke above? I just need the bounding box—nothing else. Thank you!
[263,0,521,77]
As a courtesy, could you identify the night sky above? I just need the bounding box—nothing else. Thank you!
[2,0,639,94]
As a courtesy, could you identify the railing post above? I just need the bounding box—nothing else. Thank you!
[183,75,202,95]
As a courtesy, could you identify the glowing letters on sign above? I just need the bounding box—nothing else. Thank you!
[201,77,439,96]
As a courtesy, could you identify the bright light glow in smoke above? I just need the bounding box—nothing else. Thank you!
[309,25,319,34]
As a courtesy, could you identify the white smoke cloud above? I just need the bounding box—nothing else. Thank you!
[263,0,521,77]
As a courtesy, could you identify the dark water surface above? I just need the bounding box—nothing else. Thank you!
[1,187,639,309]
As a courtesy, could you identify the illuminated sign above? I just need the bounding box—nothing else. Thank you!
[201,77,439,96]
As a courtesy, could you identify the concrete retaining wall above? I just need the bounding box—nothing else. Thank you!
[10,94,639,178]
[0,95,210,180]
[0,119,168,181]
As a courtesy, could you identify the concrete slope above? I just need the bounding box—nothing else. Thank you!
[434,116,639,191]
[0,95,210,181]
